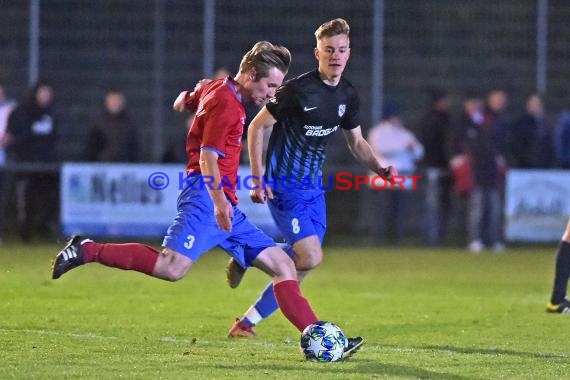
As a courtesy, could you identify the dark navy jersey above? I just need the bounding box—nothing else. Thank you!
[265,70,360,189]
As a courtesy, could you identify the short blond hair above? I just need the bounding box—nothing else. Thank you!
[314,18,350,41]
[238,41,291,80]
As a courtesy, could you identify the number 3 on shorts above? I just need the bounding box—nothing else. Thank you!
[291,218,300,234]
[184,234,195,250]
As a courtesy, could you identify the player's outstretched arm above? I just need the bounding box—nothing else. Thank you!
[247,107,277,203]
[173,79,212,113]
[342,126,397,178]
[173,91,189,112]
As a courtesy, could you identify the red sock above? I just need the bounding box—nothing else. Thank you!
[273,279,318,332]
[82,242,158,276]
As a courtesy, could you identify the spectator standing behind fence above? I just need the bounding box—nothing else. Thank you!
[484,89,509,153]
[451,94,484,160]
[367,101,424,243]
[5,81,59,242]
[464,89,508,253]
[0,84,16,165]
[508,93,543,168]
[553,102,570,169]
[447,94,482,239]
[86,90,138,162]
[418,89,451,244]
[0,84,17,244]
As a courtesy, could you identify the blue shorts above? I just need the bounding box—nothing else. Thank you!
[268,188,327,246]
[162,183,276,268]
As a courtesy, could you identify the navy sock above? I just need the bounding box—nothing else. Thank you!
[550,241,570,304]
[253,282,280,319]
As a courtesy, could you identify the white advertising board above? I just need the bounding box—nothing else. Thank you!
[61,163,278,238]
[505,169,570,242]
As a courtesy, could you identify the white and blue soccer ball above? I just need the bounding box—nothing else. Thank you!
[300,321,347,362]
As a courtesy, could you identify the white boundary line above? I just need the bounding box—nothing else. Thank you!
[2,329,567,359]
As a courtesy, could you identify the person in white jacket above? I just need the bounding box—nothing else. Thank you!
[366,101,424,242]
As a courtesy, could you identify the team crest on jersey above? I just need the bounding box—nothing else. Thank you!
[338,104,346,117]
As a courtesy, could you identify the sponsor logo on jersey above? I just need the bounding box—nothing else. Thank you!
[303,106,318,112]
[303,125,339,136]
[338,104,346,117]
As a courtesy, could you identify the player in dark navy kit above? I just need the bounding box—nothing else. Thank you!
[227,20,395,354]
[50,42,336,339]
[547,218,570,314]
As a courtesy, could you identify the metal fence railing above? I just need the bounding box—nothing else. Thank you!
[1,1,567,164]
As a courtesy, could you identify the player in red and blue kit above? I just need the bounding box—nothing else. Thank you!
[51,42,326,337]
[226,20,396,354]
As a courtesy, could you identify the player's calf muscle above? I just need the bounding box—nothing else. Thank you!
[293,236,323,270]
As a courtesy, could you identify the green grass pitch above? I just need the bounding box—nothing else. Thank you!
[0,242,568,379]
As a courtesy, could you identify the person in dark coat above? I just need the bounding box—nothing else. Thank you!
[86,90,138,162]
[508,93,543,168]
[418,89,451,244]
[5,81,59,241]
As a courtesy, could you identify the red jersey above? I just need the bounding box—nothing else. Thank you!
[184,76,245,205]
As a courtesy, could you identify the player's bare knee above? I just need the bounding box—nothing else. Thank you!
[271,253,297,280]
[295,250,322,271]
[165,270,185,282]
[163,262,191,281]
[276,259,297,280]
[253,246,299,280]
[174,256,193,280]
[156,248,192,281]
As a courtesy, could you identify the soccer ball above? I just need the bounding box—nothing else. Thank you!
[300,321,347,362]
